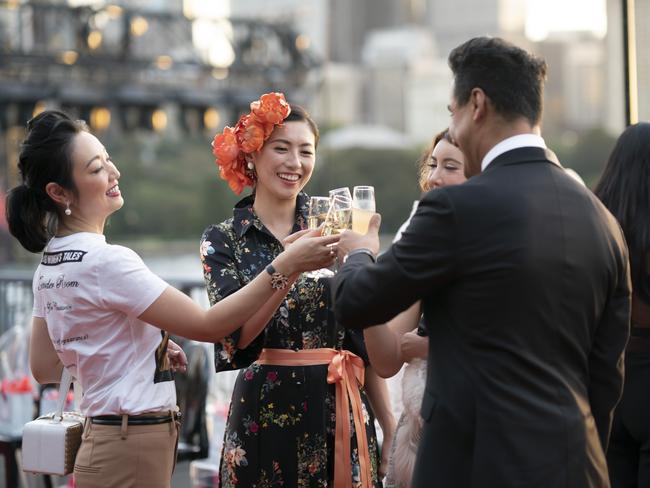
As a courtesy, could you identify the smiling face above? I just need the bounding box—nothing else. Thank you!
[425,139,467,190]
[68,131,123,223]
[249,120,316,202]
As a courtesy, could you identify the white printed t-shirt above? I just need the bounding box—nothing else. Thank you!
[32,232,176,417]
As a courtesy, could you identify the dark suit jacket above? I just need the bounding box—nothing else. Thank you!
[333,147,631,488]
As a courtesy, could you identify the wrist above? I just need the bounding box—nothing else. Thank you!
[343,248,377,263]
[272,253,294,276]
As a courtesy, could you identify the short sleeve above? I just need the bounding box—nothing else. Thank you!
[98,245,168,317]
[200,224,264,371]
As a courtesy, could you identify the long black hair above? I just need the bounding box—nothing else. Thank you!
[5,110,86,252]
[594,122,650,302]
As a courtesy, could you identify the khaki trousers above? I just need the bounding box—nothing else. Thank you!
[73,414,180,488]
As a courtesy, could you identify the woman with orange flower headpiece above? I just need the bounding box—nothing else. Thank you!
[200,93,385,487]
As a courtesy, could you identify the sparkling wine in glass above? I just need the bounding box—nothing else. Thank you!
[308,196,330,231]
[328,188,352,232]
[352,186,376,234]
[322,195,352,236]
[305,196,334,278]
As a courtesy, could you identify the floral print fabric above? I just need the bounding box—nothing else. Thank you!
[200,192,381,487]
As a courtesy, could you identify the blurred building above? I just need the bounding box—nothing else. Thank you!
[426,0,527,55]
[362,26,451,143]
[0,1,319,138]
[327,0,406,63]
[533,33,607,136]
[315,0,531,145]
[314,63,364,127]
[228,0,329,61]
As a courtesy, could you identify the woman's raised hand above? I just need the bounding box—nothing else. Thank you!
[400,330,429,362]
[275,228,340,275]
[167,339,188,372]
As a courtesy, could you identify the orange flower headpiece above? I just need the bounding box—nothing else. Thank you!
[211,92,291,194]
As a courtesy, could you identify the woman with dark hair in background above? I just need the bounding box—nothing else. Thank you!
[594,122,650,488]
[201,93,390,487]
[5,109,336,487]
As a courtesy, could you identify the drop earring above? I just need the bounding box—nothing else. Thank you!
[64,202,71,216]
[246,160,257,180]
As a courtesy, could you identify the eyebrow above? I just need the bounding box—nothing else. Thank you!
[431,156,462,165]
[268,138,314,147]
[442,158,462,165]
[85,155,101,168]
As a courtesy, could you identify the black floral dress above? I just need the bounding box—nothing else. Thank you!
[200,192,381,488]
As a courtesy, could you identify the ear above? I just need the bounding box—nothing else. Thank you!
[470,88,488,122]
[45,182,72,206]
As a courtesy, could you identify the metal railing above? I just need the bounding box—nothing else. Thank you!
[0,270,34,338]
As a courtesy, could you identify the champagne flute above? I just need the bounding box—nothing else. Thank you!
[329,187,352,202]
[352,186,376,234]
[305,196,334,278]
[322,195,352,236]
[308,196,330,231]
[321,195,352,273]
[328,187,352,232]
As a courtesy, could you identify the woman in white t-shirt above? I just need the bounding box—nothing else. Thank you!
[5,110,339,488]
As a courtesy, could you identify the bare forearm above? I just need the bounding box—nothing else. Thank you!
[365,367,396,432]
[365,302,421,377]
[142,256,293,342]
[366,366,396,478]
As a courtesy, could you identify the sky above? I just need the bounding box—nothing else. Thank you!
[525,0,608,41]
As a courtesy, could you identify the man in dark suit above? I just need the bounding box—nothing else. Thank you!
[332,37,630,488]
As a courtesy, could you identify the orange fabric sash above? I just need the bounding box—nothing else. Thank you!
[256,348,372,488]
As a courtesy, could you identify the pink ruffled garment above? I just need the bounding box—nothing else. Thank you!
[385,357,427,488]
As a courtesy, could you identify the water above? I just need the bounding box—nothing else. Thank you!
[143,253,205,285]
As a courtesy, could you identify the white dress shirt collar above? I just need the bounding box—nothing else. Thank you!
[481,134,547,171]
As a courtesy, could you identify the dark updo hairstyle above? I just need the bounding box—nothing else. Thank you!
[285,104,320,148]
[5,110,86,252]
[594,122,650,303]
